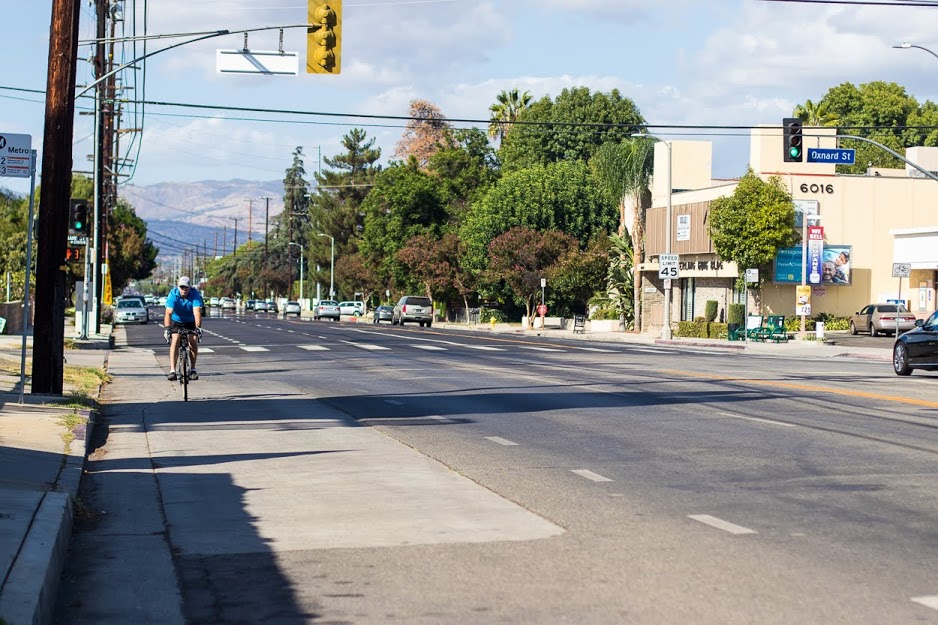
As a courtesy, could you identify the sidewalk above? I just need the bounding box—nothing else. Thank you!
[0,322,111,625]
[0,318,891,625]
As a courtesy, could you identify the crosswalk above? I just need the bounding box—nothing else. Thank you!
[190,341,655,356]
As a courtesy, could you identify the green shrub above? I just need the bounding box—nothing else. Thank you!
[591,308,620,321]
[705,300,718,322]
[709,322,727,338]
[727,303,745,326]
[480,307,508,323]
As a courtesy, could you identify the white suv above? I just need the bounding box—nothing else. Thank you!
[338,301,364,316]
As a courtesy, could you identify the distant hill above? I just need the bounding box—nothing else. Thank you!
[119,179,294,261]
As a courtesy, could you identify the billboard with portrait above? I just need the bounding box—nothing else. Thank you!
[773,245,852,285]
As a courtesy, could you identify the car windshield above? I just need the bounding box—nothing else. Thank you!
[320,301,338,306]
[406,298,432,307]
[118,300,141,308]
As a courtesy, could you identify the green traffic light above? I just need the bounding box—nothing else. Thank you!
[789,146,801,158]
[75,221,82,229]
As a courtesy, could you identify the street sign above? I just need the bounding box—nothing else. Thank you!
[892,263,911,278]
[659,254,679,279]
[0,132,32,178]
[806,148,856,165]
[216,49,299,75]
[745,268,759,283]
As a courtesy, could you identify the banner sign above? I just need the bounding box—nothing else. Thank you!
[807,226,824,284]
[774,245,852,285]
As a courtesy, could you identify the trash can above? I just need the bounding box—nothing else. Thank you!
[815,321,825,340]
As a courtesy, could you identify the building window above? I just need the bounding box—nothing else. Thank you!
[681,278,695,321]
[732,282,745,305]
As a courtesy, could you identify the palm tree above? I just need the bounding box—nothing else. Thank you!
[793,99,840,127]
[487,88,533,143]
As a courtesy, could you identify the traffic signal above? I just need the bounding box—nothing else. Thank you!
[307,0,341,74]
[783,117,803,163]
[69,199,89,236]
[65,247,81,263]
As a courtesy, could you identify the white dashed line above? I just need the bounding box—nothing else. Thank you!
[238,346,269,352]
[519,346,565,352]
[298,345,330,351]
[485,436,518,446]
[571,469,612,482]
[463,345,504,351]
[688,514,757,535]
[199,348,215,353]
[428,415,455,423]
[912,596,938,611]
[576,347,617,353]
[412,345,447,351]
[718,412,797,427]
[345,342,390,351]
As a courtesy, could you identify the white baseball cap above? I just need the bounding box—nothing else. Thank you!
[178,276,191,287]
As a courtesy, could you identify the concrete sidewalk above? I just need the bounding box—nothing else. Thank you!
[0,323,110,625]
[0,318,892,625]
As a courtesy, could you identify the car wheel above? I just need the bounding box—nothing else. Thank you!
[850,321,858,336]
[426,321,432,328]
[894,342,912,376]
[871,326,879,337]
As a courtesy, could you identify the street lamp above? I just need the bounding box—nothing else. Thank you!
[893,42,938,61]
[317,233,335,299]
[288,242,304,307]
[632,133,673,340]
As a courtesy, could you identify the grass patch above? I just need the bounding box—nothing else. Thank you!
[62,364,110,404]
[58,410,89,448]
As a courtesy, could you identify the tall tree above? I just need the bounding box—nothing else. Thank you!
[106,199,159,293]
[591,138,653,331]
[426,127,498,226]
[280,146,310,298]
[488,88,533,143]
[498,87,646,173]
[395,99,451,169]
[793,99,840,127]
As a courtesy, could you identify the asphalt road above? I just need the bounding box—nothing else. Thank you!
[54,311,938,624]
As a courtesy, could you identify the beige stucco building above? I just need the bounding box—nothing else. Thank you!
[639,126,938,336]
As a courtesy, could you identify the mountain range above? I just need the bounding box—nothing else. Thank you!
[119,179,288,260]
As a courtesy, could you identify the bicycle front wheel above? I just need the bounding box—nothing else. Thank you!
[178,346,189,402]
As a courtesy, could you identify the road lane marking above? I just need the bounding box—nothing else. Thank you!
[463,345,504,351]
[428,415,456,423]
[911,596,938,610]
[298,345,330,351]
[577,347,617,353]
[238,346,269,352]
[485,436,518,446]
[412,345,447,351]
[519,346,565,352]
[718,412,797,427]
[199,348,215,353]
[688,514,757,535]
[344,342,390,351]
[571,469,612,482]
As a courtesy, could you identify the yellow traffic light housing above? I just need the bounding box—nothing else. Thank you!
[307,0,341,74]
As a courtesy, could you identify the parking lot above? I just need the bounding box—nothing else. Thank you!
[824,330,897,349]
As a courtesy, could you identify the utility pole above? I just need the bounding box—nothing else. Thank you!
[32,0,81,394]
[263,197,271,265]
[231,217,239,256]
[214,231,218,258]
[247,199,253,243]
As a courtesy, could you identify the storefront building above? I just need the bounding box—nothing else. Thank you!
[639,127,938,336]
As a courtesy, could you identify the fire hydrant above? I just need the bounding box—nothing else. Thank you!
[490,316,496,329]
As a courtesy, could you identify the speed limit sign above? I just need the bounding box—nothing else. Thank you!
[659,254,679,279]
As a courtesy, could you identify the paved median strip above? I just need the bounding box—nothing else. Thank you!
[688,514,757,535]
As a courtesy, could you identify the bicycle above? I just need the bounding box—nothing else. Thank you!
[167,327,201,401]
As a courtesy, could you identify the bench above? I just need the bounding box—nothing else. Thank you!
[750,315,789,343]
[573,315,586,334]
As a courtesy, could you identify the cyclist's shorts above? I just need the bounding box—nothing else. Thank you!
[171,321,197,332]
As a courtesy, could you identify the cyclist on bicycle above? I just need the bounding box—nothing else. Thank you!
[163,276,204,381]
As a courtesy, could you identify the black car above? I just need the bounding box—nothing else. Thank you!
[893,310,938,375]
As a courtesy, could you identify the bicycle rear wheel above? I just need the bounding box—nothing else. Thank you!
[177,345,188,402]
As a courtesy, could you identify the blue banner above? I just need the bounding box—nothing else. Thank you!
[773,245,852,285]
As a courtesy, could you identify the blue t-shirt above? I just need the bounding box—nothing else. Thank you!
[165,287,203,323]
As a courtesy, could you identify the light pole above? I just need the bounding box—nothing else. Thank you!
[317,233,334,299]
[893,42,938,61]
[632,133,673,339]
[288,242,304,307]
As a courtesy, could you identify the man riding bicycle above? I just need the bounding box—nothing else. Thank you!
[163,276,204,381]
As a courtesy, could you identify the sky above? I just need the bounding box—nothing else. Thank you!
[4,0,938,198]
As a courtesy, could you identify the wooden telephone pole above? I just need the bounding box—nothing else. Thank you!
[32,0,81,394]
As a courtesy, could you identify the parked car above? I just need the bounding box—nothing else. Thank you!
[372,305,393,323]
[245,299,256,310]
[115,298,148,324]
[284,301,302,317]
[209,297,220,307]
[339,301,364,316]
[314,300,340,321]
[266,300,279,314]
[850,303,917,337]
[254,300,269,313]
[220,297,236,310]
[392,296,433,327]
[893,310,938,376]
[118,294,148,309]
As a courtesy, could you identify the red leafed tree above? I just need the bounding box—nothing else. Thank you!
[486,227,578,327]
[395,99,452,169]
[397,233,477,321]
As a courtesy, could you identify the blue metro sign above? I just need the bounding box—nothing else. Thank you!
[806,148,856,165]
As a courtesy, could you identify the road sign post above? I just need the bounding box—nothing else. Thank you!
[658,254,679,280]
[892,263,911,336]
